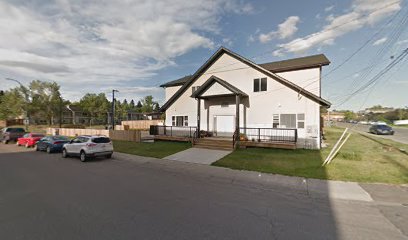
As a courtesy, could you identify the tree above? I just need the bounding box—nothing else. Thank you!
[129,99,135,110]
[0,88,25,120]
[343,111,356,121]
[154,103,160,112]
[28,80,62,125]
[136,100,143,112]
[79,93,110,125]
[140,95,158,113]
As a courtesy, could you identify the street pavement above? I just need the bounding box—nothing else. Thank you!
[0,143,407,240]
[336,122,408,144]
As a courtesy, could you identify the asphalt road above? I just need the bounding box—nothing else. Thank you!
[336,122,408,144]
[0,144,407,240]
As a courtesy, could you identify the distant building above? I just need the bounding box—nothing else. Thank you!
[322,112,345,122]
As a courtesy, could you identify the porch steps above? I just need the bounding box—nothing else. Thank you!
[193,138,233,151]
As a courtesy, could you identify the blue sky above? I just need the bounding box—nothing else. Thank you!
[0,0,407,111]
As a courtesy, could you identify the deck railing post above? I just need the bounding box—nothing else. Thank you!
[258,128,261,142]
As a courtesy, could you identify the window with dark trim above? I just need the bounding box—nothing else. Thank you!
[254,78,267,92]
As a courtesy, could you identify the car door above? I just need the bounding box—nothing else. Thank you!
[37,137,47,150]
[19,133,30,145]
[65,137,80,154]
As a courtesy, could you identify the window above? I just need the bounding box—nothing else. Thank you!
[172,116,188,126]
[273,114,279,128]
[254,78,267,92]
[280,114,296,128]
[184,116,188,126]
[192,86,200,94]
[253,78,259,92]
[297,113,305,129]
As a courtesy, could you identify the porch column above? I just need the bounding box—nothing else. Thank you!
[235,94,240,144]
[197,98,201,137]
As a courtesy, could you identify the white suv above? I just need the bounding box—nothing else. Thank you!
[62,135,114,162]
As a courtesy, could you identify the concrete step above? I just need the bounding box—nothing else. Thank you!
[193,145,233,151]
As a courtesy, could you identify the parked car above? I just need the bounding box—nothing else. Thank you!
[35,135,70,153]
[17,133,45,148]
[62,135,113,162]
[369,124,394,135]
[0,127,26,144]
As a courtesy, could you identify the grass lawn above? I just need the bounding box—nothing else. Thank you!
[213,127,408,184]
[113,140,191,159]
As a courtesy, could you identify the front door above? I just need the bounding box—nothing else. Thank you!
[215,115,235,137]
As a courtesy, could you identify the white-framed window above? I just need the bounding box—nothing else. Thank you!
[297,113,305,129]
[172,116,188,126]
[192,86,200,94]
[273,114,279,128]
[280,114,296,128]
[276,113,305,129]
[254,78,267,92]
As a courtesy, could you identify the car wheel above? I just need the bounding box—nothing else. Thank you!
[16,142,21,146]
[35,144,39,151]
[46,146,52,154]
[106,153,112,159]
[62,148,68,158]
[25,142,30,148]
[80,151,87,162]
[3,140,9,144]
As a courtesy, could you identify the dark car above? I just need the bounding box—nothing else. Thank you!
[35,135,70,153]
[369,124,394,135]
[0,127,26,144]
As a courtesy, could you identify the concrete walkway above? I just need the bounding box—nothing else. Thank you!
[163,147,232,165]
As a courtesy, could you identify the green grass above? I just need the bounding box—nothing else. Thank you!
[113,140,191,159]
[213,127,408,184]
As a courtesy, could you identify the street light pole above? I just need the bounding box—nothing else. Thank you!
[5,78,29,131]
[111,90,119,130]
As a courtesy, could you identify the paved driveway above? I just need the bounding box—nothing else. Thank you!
[163,147,231,165]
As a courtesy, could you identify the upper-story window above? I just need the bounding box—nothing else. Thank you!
[192,86,200,94]
[254,78,267,92]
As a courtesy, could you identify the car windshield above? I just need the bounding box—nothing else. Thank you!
[9,128,25,132]
[377,125,391,129]
[92,137,111,143]
[51,136,69,141]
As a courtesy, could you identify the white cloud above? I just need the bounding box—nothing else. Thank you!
[276,0,401,55]
[325,5,335,12]
[397,39,408,45]
[0,0,252,101]
[372,37,387,46]
[259,16,300,43]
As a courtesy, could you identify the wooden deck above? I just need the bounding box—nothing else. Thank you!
[154,135,192,142]
[239,141,296,150]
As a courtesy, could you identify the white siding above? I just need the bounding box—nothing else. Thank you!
[165,53,323,149]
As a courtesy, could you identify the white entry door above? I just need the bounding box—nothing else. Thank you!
[215,115,235,137]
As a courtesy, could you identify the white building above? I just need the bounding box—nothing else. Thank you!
[159,47,331,149]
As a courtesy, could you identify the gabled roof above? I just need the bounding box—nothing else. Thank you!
[160,54,330,88]
[160,75,192,87]
[259,54,330,72]
[160,47,331,112]
[191,75,248,99]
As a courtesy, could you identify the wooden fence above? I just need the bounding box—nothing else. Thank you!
[46,128,142,142]
[120,119,163,130]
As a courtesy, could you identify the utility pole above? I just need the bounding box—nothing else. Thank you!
[59,96,63,128]
[111,89,119,130]
[5,78,29,131]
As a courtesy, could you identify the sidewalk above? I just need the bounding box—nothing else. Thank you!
[113,152,408,204]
